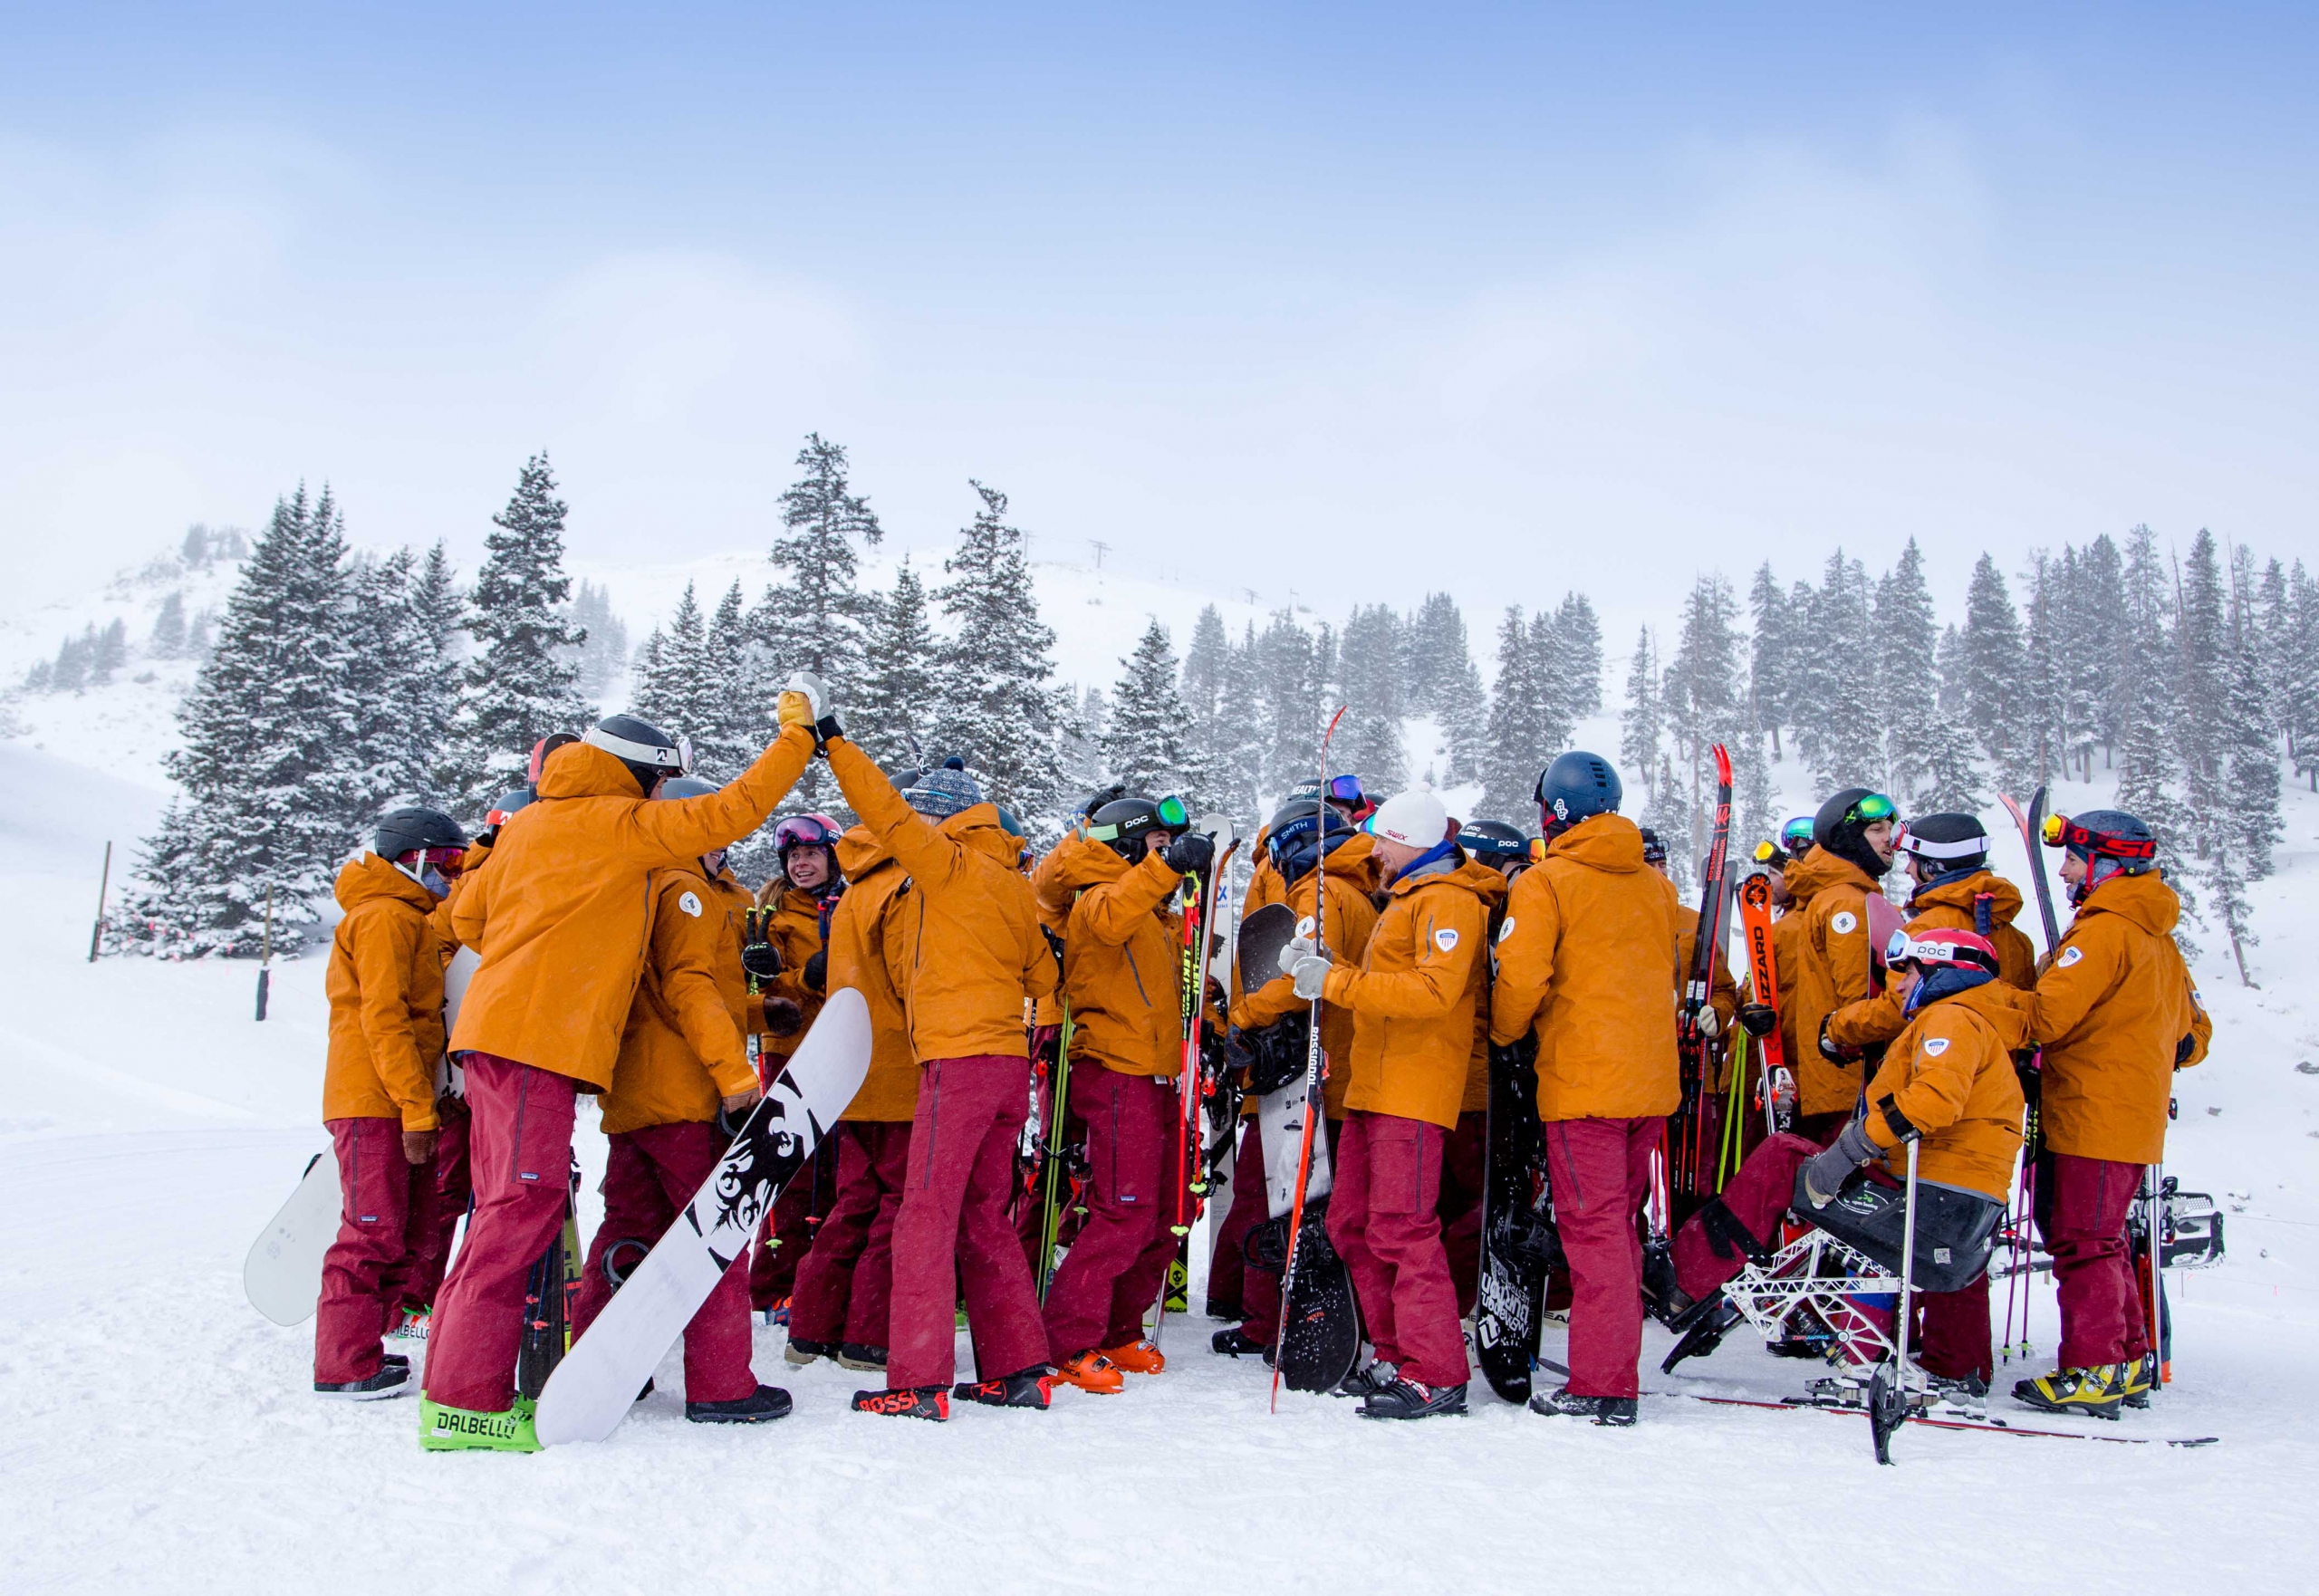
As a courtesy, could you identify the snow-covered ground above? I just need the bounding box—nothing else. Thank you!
[5,558,2317,1592]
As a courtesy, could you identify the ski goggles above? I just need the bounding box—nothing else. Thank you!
[402,845,466,874]
[773,813,842,851]
[1843,792,1898,827]
[583,724,694,776]
[1892,823,1986,861]
[1883,928,1998,976]
[1087,795,1188,847]
[2042,812,2157,860]
[1780,817,1816,848]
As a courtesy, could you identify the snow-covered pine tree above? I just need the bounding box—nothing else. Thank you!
[1872,539,1940,802]
[855,558,938,777]
[565,580,630,707]
[1212,620,1267,821]
[2016,550,2064,797]
[1438,653,1489,788]
[1959,553,2028,796]
[89,619,128,687]
[1479,607,1547,824]
[344,547,437,813]
[409,542,463,756]
[2285,562,2319,791]
[1623,627,1666,802]
[1060,684,1110,801]
[1405,592,1465,712]
[1336,603,1408,794]
[1256,610,1320,805]
[1663,574,1743,860]
[447,453,591,812]
[1643,751,1694,889]
[1103,618,1207,806]
[630,582,716,747]
[1746,562,1793,762]
[118,486,362,956]
[2173,530,2228,835]
[2077,534,2129,769]
[1553,592,1603,719]
[755,434,884,687]
[149,592,187,659]
[2256,557,2295,760]
[2223,553,2283,880]
[1794,551,1881,791]
[1181,604,1234,801]
[696,580,759,780]
[932,481,1065,822]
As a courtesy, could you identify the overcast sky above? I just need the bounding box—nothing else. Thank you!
[4,4,2314,630]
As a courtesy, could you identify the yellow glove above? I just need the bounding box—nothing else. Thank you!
[777,690,813,729]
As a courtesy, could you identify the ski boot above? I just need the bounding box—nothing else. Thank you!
[1333,1360,1397,1400]
[954,1368,1054,1409]
[852,1385,949,1421]
[688,1384,794,1425]
[419,1396,540,1452]
[1205,1296,1243,1322]
[837,1343,889,1371]
[1210,1327,1268,1359]
[1924,1371,1988,1418]
[389,1305,431,1341]
[2119,1354,2157,1410]
[784,1336,838,1368]
[2011,1365,2123,1420]
[760,1295,791,1327]
[1528,1387,1638,1427]
[1660,1299,1742,1374]
[315,1363,412,1401]
[1102,1339,1166,1375]
[1052,1351,1126,1394]
[1358,1377,1467,1420]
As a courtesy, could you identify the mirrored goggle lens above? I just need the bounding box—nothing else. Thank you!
[1325,775,1364,803]
[2042,812,2068,846]
[1156,794,1189,830]
[419,847,466,871]
[775,814,838,849]
[1884,930,1912,965]
[1852,793,1897,823]
[1527,838,1547,862]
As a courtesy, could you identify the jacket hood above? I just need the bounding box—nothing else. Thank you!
[1939,977,2035,1053]
[1913,870,2023,928]
[1046,825,1131,894]
[1788,847,1873,902]
[335,851,438,915]
[538,741,650,800]
[834,824,889,880]
[2079,869,2180,939]
[944,802,1026,869]
[1390,852,1510,910]
[1545,812,1646,874]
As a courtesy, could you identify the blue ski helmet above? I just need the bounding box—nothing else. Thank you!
[1534,752,1621,829]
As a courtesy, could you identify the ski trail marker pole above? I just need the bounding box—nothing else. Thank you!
[88,841,111,962]
[255,884,274,1021]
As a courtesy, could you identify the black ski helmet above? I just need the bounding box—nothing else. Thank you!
[583,713,692,797]
[1638,825,1668,866]
[482,788,533,833]
[376,805,465,861]
[1812,787,1898,880]
[1535,752,1621,829]
[1079,782,1129,821]
[1091,796,1172,862]
[1895,812,1989,874]
[1459,818,1528,860]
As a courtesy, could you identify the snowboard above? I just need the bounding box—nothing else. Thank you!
[534,988,872,1446]
[1275,1200,1362,1393]
[438,944,480,1095]
[1474,1040,1554,1404]
[244,1149,340,1327]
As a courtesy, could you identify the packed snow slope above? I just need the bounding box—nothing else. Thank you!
[5,582,2318,1593]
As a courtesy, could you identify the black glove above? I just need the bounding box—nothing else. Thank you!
[739,941,784,981]
[803,949,827,995]
[2174,1032,2195,1065]
[1737,1003,1778,1039]
[1816,1015,1860,1065]
[1164,831,1215,877]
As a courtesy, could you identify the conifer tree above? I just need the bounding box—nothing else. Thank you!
[344,548,436,812]
[1478,607,1548,823]
[1747,562,1793,761]
[698,580,757,780]
[630,582,716,745]
[1336,603,1408,793]
[1873,540,1946,803]
[1438,654,1490,788]
[89,619,128,687]
[755,433,883,688]
[1795,551,1881,790]
[2114,524,2199,950]
[2078,534,2129,766]
[448,453,591,811]
[149,592,187,659]
[932,481,1065,820]
[1256,610,1320,803]
[1211,621,1267,821]
[565,581,630,705]
[1060,685,1110,799]
[2285,562,2319,790]
[855,559,939,776]
[1959,553,2028,790]
[1103,618,1207,806]
[1553,592,1603,719]
[119,486,361,955]
[1180,604,1234,800]
[1663,574,1743,858]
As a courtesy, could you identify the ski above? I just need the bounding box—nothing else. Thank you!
[1671,745,1734,1211]
[1157,816,1239,1345]
[1999,786,2064,955]
[1735,869,1794,1137]
[534,990,872,1446]
[1676,1391,2218,1448]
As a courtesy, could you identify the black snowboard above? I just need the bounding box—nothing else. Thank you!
[1475,1038,1556,1403]
[1236,902,1298,995]
[1275,1200,1363,1393]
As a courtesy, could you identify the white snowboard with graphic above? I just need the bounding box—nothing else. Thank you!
[1259,1072,1332,1219]
[243,1150,340,1326]
[534,988,872,1446]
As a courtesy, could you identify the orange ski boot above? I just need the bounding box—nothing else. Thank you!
[1102,1339,1167,1376]
[1053,1351,1126,1394]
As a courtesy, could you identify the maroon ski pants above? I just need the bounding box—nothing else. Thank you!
[1675,1132,1994,1380]
[1043,1067,1175,1360]
[569,1121,757,1403]
[1439,1110,1487,1317]
[1328,1110,1467,1389]
[420,1053,577,1414]
[1545,1114,1661,1399]
[399,1109,470,1313]
[789,1120,912,1350]
[2047,1152,2151,1370]
[315,1116,423,1384]
[886,1055,1048,1390]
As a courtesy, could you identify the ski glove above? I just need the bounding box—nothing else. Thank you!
[1288,955,1333,1002]
[1277,935,1315,977]
[1694,1005,1723,1041]
[778,670,844,750]
[803,949,827,994]
[1164,831,1215,878]
[740,940,784,981]
[760,995,803,1038]
[1801,1118,1881,1207]
[1816,1015,1862,1064]
[1737,1002,1778,1039]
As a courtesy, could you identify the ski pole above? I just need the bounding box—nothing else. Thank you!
[1896,1137,1919,1384]
[88,841,111,962]
[2148,1160,2166,1390]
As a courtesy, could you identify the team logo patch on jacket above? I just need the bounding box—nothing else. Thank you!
[1831,911,1858,935]
[1434,928,1459,953]
[678,891,704,918]
[1496,918,1516,944]
[2058,946,2083,967]
[1923,1036,1950,1056]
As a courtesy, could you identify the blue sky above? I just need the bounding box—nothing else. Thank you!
[4,4,2314,625]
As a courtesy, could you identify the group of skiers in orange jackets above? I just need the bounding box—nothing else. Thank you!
[309,671,2209,1447]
